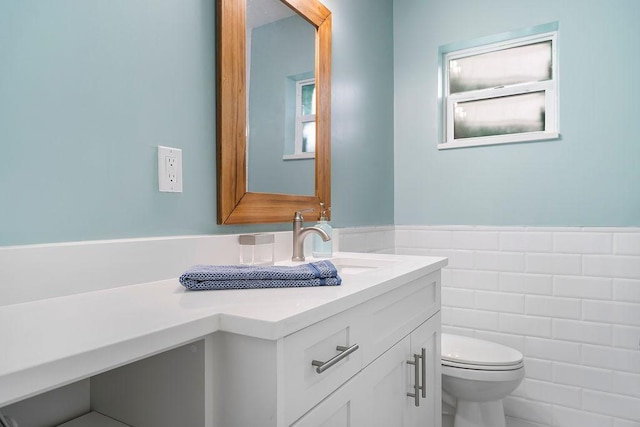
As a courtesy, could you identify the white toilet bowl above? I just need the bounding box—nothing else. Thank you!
[441,334,525,427]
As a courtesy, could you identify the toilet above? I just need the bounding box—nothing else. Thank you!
[441,334,525,427]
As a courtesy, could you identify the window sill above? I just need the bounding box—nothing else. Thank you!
[438,132,559,150]
[283,153,315,160]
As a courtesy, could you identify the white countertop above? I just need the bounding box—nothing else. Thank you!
[0,252,446,407]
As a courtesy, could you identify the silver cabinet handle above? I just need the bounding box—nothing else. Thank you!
[311,344,360,374]
[406,353,421,407]
[407,348,426,406]
[420,347,427,398]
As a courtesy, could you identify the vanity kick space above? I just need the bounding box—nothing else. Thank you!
[0,253,446,426]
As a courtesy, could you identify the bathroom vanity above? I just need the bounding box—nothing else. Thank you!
[0,252,445,427]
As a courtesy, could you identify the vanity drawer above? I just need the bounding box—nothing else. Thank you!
[282,306,367,425]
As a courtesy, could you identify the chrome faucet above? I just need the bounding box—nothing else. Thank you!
[292,209,331,261]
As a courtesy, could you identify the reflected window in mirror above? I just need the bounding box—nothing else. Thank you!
[297,78,316,155]
[280,77,316,161]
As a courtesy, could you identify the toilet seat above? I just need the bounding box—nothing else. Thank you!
[441,333,523,371]
[442,363,525,382]
[442,359,524,371]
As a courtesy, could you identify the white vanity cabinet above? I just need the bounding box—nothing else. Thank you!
[211,269,442,427]
[0,252,446,427]
[291,313,440,427]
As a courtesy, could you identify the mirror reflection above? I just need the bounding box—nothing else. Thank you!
[216,0,331,225]
[246,0,316,196]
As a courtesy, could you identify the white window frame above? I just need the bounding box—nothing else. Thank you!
[284,78,316,160]
[439,31,559,150]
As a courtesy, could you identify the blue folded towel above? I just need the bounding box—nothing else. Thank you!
[179,260,342,290]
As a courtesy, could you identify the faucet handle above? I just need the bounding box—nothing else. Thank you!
[294,208,315,221]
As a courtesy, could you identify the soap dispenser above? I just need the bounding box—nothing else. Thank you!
[312,203,333,258]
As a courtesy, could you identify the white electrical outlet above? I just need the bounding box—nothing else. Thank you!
[158,146,183,192]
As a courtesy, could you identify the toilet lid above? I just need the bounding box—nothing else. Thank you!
[441,334,523,367]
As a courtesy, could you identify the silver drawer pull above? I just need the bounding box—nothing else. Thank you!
[311,344,360,374]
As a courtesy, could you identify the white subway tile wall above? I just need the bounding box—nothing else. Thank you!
[335,226,396,254]
[339,226,640,427]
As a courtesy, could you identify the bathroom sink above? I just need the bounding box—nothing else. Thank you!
[276,252,397,276]
[329,257,395,275]
[276,255,396,275]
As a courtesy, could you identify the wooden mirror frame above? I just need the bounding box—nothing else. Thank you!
[216,0,331,224]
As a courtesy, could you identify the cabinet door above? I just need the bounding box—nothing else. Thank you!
[361,336,412,427]
[291,337,412,427]
[407,313,441,427]
[288,368,368,427]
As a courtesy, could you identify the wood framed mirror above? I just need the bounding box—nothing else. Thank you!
[216,0,331,224]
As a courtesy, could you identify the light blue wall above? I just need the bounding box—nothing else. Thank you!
[0,0,395,246]
[324,0,395,227]
[0,0,219,245]
[394,0,640,226]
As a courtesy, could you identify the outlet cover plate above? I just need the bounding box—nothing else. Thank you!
[158,146,183,192]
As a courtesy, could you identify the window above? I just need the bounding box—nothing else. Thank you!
[440,27,558,149]
[292,78,316,158]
